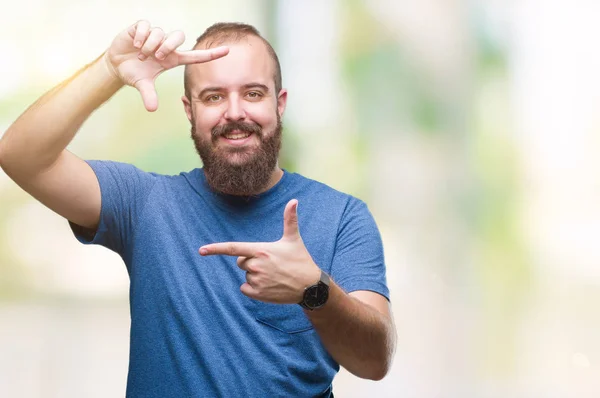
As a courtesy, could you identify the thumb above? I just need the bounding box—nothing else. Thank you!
[134,78,158,112]
[282,199,300,239]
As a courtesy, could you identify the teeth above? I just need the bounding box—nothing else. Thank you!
[224,132,251,140]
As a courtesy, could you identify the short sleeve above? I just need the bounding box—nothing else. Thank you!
[69,160,158,258]
[330,198,390,300]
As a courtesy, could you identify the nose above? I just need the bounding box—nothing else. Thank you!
[224,94,246,121]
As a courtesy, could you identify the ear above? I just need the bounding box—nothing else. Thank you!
[181,95,193,122]
[277,89,288,119]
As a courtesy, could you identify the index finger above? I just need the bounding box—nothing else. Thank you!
[176,46,229,65]
[199,241,259,257]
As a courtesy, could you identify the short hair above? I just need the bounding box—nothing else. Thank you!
[183,22,282,100]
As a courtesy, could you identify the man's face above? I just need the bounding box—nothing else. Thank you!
[182,35,287,196]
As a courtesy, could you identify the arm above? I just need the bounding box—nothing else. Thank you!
[0,21,228,229]
[0,54,121,229]
[305,284,396,380]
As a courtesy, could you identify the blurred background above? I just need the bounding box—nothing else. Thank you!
[1,0,600,397]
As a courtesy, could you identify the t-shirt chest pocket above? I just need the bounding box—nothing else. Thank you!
[253,302,314,334]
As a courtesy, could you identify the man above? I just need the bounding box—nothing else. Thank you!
[0,20,396,397]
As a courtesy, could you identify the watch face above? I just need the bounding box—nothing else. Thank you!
[304,283,329,309]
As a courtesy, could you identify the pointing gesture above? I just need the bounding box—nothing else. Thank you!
[105,20,229,111]
[200,200,321,304]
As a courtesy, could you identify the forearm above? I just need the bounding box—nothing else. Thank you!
[0,52,123,176]
[305,281,396,380]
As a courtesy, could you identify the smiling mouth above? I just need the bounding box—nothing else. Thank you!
[222,130,252,140]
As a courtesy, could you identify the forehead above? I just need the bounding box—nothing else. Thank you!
[188,36,275,93]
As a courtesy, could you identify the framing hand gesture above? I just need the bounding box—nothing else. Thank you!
[104,20,229,111]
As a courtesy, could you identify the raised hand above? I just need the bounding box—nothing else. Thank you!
[199,200,321,304]
[104,20,229,111]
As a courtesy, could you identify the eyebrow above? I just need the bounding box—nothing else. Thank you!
[241,83,270,93]
[197,83,270,99]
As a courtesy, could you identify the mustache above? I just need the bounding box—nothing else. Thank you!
[211,121,262,139]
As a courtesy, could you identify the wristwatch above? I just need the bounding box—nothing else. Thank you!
[298,270,330,310]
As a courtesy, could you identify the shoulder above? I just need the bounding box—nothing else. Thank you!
[288,171,366,208]
[86,160,165,179]
[85,160,198,196]
[287,171,355,201]
[285,172,373,226]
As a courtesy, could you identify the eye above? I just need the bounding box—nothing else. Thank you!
[205,94,222,103]
[246,91,263,100]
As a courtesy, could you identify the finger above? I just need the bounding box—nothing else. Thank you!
[155,30,185,60]
[245,271,257,286]
[127,24,136,38]
[244,258,261,273]
[236,256,249,271]
[282,199,300,239]
[240,282,259,299]
[132,20,151,49]
[134,79,158,112]
[176,46,229,65]
[199,241,259,257]
[139,27,165,60]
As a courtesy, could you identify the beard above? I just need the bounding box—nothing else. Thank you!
[191,115,282,196]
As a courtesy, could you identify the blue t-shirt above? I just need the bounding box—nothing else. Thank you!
[72,160,389,397]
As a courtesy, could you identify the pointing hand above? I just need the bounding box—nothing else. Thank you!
[199,200,321,304]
